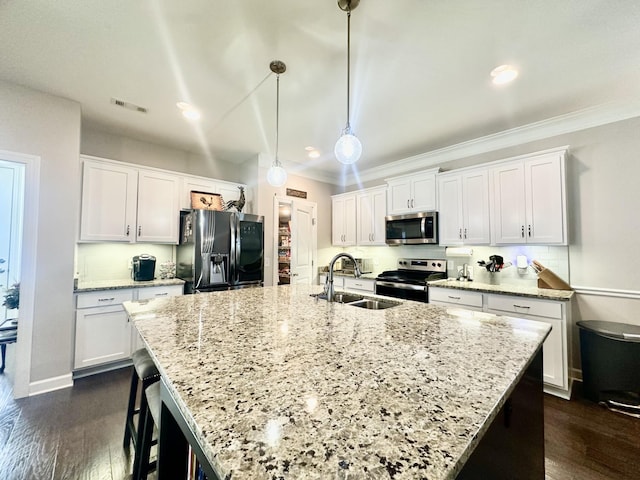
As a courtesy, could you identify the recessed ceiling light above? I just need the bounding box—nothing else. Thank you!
[176,101,201,121]
[308,150,320,159]
[490,65,518,85]
[305,146,315,151]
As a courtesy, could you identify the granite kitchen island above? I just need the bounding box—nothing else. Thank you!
[123,285,551,480]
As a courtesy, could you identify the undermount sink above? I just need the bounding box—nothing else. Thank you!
[347,299,399,310]
[333,293,364,303]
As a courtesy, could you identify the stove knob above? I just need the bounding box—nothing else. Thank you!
[436,262,442,267]
[431,262,436,267]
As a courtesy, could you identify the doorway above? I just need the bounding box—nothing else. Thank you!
[273,197,317,286]
[0,150,39,399]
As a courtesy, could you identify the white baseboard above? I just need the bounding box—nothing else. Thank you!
[28,373,73,396]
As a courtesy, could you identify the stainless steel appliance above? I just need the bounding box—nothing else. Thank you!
[385,211,438,245]
[132,254,156,281]
[339,257,373,274]
[177,210,264,293]
[375,258,446,302]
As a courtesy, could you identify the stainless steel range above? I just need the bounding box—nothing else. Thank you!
[375,258,447,303]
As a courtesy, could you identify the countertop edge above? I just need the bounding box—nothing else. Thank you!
[75,278,185,292]
[428,279,574,300]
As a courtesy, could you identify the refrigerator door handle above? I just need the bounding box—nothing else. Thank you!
[230,212,239,285]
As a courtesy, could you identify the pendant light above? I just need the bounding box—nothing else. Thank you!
[335,0,362,165]
[267,60,288,187]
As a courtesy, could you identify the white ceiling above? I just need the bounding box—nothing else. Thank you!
[2,0,640,183]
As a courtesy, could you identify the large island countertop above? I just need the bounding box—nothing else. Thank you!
[124,285,550,480]
[428,279,574,301]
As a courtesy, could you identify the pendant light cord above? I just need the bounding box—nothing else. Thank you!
[345,8,352,133]
[275,73,281,167]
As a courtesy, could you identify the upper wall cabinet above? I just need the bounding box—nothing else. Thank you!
[80,156,180,243]
[136,169,181,243]
[491,150,567,245]
[332,193,357,246]
[438,168,490,245]
[356,186,387,246]
[386,169,438,215]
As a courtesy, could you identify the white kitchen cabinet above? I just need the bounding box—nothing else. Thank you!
[79,156,180,244]
[74,289,134,370]
[438,168,490,245]
[332,193,357,246]
[343,277,375,293]
[486,293,569,395]
[79,159,138,242]
[75,284,184,372]
[386,169,438,215]
[136,168,181,243]
[491,150,567,244]
[356,186,387,245]
[429,287,484,312]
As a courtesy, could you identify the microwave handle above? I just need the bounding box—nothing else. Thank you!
[420,217,427,237]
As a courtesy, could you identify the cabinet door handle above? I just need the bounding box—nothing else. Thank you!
[448,295,461,300]
[98,297,115,302]
[407,199,410,208]
[528,225,532,237]
[411,199,414,208]
[513,304,530,309]
[464,228,467,239]
[459,228,462,239]
[126,225,130,236]
[521,225,525,238]
[138,226,142,236]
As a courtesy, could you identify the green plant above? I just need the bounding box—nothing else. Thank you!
[2,283,19,310]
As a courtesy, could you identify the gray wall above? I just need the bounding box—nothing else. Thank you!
[81,127,246,183]
[0,79,81,383]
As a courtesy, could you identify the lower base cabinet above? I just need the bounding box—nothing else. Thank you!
[74,284,183,371]
[429,286,570,399]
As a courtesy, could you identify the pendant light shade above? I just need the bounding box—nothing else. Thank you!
[335,0,362,165]
[334,131,362,165]
[267,164,287,187]
[267,60,288,187]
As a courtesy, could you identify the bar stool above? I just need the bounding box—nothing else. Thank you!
[123,349,161,452]
[133,381,161,480]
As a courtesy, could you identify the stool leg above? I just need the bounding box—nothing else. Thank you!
[132,392,152,480]
[0,344,6,374]
[123,369,139,449]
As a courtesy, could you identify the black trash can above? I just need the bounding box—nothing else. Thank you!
[577,320,640,408]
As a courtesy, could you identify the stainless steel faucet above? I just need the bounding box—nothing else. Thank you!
[325,253,362,302]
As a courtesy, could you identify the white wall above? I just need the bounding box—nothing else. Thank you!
[81,127,247,183]
[0,80,81,384]
[255,158,337,286]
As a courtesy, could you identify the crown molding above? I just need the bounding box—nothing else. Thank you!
[343,98,640,187]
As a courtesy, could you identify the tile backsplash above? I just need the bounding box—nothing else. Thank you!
[75,243,175,281]
[337,244,569,287]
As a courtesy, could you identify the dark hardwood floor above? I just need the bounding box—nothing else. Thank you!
[0,347,638,479]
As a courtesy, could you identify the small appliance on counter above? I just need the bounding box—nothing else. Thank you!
[132,254,156,281]
[339,257,374,274]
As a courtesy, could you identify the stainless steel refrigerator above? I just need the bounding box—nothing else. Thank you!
[177,210,264,293]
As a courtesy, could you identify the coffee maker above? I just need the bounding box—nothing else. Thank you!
[132,254,156,281]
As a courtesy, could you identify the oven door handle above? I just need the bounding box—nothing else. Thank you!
[375,280,426,291]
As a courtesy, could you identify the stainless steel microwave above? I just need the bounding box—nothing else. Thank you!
[385,211,439,245]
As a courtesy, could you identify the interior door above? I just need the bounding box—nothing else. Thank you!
[290,200,317,285]
[0,161,24,321]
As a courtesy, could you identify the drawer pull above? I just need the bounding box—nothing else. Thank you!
[155,292,169,297]
[448,295,461,300]
[98,297,115,302]
[513,304,530,309]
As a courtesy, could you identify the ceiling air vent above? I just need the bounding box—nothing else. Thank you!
[110,97,148,114]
